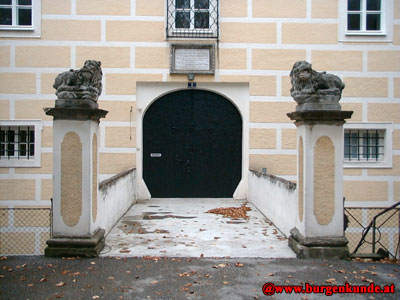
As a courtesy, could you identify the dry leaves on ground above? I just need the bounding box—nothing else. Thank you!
[206,204,251,219]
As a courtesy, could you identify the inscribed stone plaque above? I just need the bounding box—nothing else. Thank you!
[170,44,215,74]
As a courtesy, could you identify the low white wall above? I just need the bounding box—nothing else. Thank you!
[248,170,297,237]
[99,168,136,234]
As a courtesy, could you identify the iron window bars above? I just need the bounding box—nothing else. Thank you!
[344,129,384,161]
[0,126,35,160]
[347,0,382,31]
[167,0,218,38]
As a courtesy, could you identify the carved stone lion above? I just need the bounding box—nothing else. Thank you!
[53,60,102,102]
[290,61,345,111]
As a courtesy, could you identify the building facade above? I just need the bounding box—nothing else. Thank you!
[0,0,399,254]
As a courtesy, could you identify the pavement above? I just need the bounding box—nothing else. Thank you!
[1,256,399,299]
[1,199,399,299]
[102,198,295,258]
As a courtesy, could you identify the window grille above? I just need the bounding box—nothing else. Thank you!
[0,0,32,27]
[347,0,382,31]
[167,0,219,38]
[0,126,35,160]
[344,129,384,161]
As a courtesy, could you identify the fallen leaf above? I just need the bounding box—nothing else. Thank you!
[235,263,244,267]
[21,264,27,268]
[325,278,336,284]
[0,275,4,278]
[267,273,274,276]
[56,281,66,287]
[27,283,34,287]
[223,281,229,285]
[55,293,63,298]
[92,296,100,299]
[90,262,96,265]
[151,280,158,285]
[40,278,47,282]
[108,277,115,280]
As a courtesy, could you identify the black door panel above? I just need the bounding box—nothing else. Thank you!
[143,90,242,197]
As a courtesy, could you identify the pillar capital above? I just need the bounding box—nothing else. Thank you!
[287,110,353,127]
[44,106,108,122]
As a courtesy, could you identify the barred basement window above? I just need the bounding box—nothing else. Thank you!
[344,129,384,161]
[167,0,218,38]
[0,120,42,167]
[0,126,35,159]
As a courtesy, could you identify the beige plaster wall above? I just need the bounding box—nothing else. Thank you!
[0,0,398,220]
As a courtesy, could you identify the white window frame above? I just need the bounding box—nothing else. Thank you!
[339,0,393,42]
[0,0,41,38]
[0,120,42,167]
[166,0,218,39]
[343,122,393,168]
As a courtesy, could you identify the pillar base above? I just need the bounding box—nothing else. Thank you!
[288,228,349,259]
[45,229,105,258]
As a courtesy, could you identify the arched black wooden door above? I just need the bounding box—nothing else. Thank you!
[143,89,242,198]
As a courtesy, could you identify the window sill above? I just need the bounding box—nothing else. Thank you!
[339,34,392,43]
[0,25,34,31]
[344,161,392,169]
[0,159,41,168]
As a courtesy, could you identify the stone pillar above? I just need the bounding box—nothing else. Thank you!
[44,60,108,257]
[287,61,352,259]
[44,106,107,257]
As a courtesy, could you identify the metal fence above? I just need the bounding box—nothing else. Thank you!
[0,207,52,255]
[345,207,400,259]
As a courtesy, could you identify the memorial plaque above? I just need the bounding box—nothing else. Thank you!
[170,44,215,75]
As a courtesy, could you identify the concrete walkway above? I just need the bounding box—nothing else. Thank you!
[102,198,296,258]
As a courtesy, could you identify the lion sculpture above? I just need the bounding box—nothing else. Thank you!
[53,60,102,102]
[290,61,345,110]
